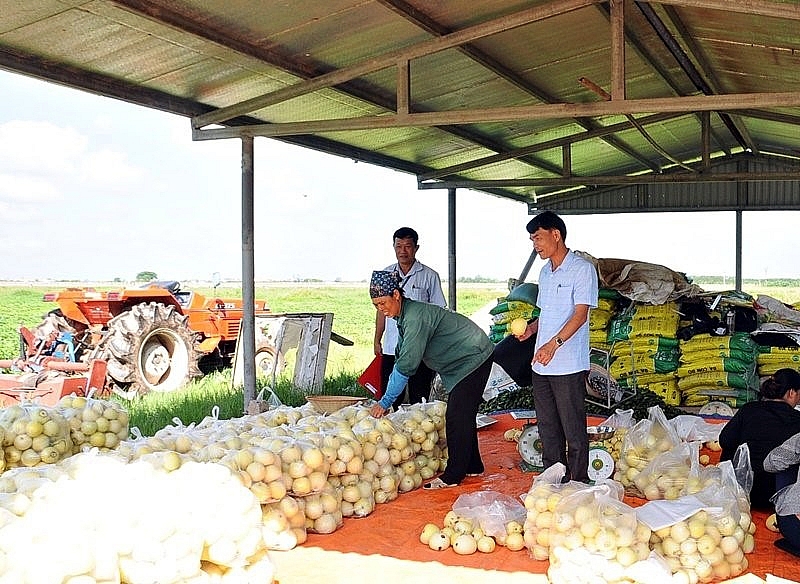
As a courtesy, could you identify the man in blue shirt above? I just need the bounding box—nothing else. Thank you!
[519,211,598,482]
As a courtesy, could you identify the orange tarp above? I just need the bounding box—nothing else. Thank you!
[274,413,798,582]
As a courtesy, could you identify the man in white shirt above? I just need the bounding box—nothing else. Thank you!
[373,227,446,409]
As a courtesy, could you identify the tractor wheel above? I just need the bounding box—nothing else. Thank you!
[98,302,201,398]
[254,347,285,379]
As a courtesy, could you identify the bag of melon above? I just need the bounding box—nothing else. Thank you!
[57,394,130,453]
[452,490,526,539]
[632,442,696,500]
[261,496,307,550]
[522,463,596,560]
[0,403,72,469]
[613,406,680,497]
[549,481,651,571]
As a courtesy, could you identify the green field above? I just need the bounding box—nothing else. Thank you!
[2,280,799,370]
[3,280,798,434]
[0,282,506,375]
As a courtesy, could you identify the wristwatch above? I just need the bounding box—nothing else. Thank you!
[555,336,564,346]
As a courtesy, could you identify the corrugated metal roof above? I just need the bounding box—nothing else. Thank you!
[1,0,799,211]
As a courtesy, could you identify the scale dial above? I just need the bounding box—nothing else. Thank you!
[587,447,615,481]
[517,423,543,467]
[698,401,734,417]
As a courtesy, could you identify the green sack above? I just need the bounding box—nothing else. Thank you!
[506,282,539,306]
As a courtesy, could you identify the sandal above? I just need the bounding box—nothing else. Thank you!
[423,477,458,490]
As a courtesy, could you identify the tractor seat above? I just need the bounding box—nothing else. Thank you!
[149,280,181,294]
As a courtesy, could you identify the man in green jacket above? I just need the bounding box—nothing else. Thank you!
[368,270,494,489]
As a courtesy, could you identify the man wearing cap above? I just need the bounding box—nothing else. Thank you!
[519,211,598,482]
[373,227,446,408]
[368,270,493,489]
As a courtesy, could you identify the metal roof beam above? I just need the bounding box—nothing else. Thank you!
[192,0,604,128]
[377,0,657,171]
[594,2,731,157]
[419,112,684,180]
[649,0,800,20]
[193,92,800,140]
[638,2,752,152]
[418,171,800,189]
[111,0,563,177]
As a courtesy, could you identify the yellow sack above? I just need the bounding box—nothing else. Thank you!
[677,371,751,391]
[597,298,616,312]
[617,372,677,388]
[680,333,758,355]
[644,380,681,406]
[611,337,680,358]
[589,308,613,331]
[628,316,679,338]
[630,302,680,320]
[758,363,800,376]
[757,352,800,364]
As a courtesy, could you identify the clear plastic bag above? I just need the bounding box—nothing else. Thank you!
[614,406,681,496]
[669,414,722,443]
[548,485,652,583]
[452,490,526,538]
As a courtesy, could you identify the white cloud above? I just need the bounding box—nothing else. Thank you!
[0,173,60,204]
[79,149,141,185]
[0,120,86,175]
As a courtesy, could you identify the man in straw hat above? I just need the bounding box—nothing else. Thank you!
[368,269,493,489]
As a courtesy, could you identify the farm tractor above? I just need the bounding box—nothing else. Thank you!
[1,281,280,400]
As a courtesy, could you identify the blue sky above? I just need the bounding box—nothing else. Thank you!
[1,68,797,283]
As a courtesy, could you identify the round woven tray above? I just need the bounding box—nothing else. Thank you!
[305,395,366,414]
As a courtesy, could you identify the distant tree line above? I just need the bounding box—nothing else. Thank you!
[690,276,800,287]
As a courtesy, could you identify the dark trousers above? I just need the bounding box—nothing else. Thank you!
[380,354,435,409]
[775,465,800,551]
[439,356,494,485]
[531,370,590,482]
[777,511,800,552]
[492,333,536,387]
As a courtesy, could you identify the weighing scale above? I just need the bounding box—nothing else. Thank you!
[513,410,616,480]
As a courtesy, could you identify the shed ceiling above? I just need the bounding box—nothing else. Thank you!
[2,0,799,211]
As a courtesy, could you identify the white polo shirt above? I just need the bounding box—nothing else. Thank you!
[381,260,446,355]
[532,250,598,375]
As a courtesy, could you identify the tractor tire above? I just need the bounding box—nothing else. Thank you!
[97,302,201,398]
[254,347,285,379]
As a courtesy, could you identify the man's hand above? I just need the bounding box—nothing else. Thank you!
[373,340,382,356]
[516,320,537,342]
[533,338,559,366]
[370,403,387,418]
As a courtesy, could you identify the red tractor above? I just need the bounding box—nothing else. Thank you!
[15,281,278,398]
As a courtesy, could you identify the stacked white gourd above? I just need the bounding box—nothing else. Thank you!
[0,395,449,583]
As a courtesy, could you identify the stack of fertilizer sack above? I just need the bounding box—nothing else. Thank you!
[486,283,541,344]
[676,332,760,407]
[605,302,682,406]
[588,290,620,353]
[751,294,800,377]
